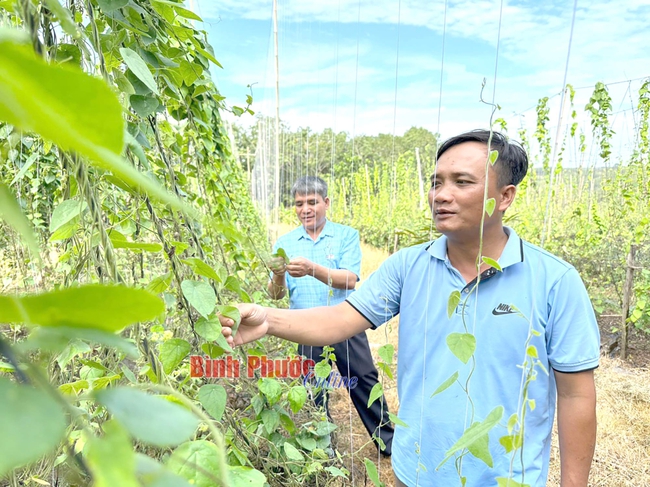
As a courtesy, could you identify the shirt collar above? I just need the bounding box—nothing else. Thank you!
[426,226,524,269]
[296,219,333,242]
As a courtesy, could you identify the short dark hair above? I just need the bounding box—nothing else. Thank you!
[436,130,528,187]
[291,176,328,199]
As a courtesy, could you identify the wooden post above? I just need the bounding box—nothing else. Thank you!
[621,244,638,360]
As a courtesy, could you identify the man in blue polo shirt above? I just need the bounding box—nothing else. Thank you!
[222,131,600,486]
[267,176,394,456]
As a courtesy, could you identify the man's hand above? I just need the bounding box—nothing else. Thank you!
[219,303,269,347]
[286,257,315,277]
[268,256,287,276]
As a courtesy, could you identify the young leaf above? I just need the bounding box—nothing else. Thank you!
[228,466,267,487]
[0,183,40,261]
[485,198,496,216]
[431,371,459,397]
[437,406,504,469]
[377,343,394,364]
[467,433,493,467]
[274,247,289,263]
[119,48,159,95]
[499,434,523,453]
[181,258,222,282]
[258,378,282,406]
[367,382,384,408]
[96,0,129,12]
[181,280,216,318]
[388,412,409,428]
[159,338,191,375]
[167,440,227,487]
[218,305,241,336]
[363,458,384,487]
[85,420,139,487]
[146,272,173,294]
[446,333,476,364]
[283,442,304,461]
[261,409,279,434]
[489,149,499,165]
[481,256,502,271]
[96,387,198,448]
[50,199,86,232]
[288,385,307,413]
[447,290,461,318]
[496,478,529,487]
[0,285,164,332]
[198,384,227,421]
[0,379,67,476]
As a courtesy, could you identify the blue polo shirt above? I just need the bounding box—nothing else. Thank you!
[346,227,600,486]
[272,220,361,309]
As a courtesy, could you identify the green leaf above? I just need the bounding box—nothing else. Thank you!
[446,333,476,364]
[496,478,529,487]
[50,199,86,232]
[43,0,82,39]
[217,305,241,336]
[431,371,459,397]
[481,256,502,271]
[146,272,173,294]
[261,408,279,434]
[388,412,409,428]
[437,406,504,469]
[0,379,67,476]
[314,359,331,379]
[314,421,337,436]
[96,0,129,12]
[130,94,159,118]
[198,384,227,421]
[499,434,522,453]
[377,343,394,364]
[228,465,267,487]
[181,258,222,282]
[526,345,538,358]
[0,285,164,331]
[367,382,384,408]
[135,454,193,487]
[288,385,307,413]
[447,290,461,318]
[18,326,138,358]
[86,420,139,487]
[489,149,499,165]
[96,387,198,448]
[258,378,282,406]
[152,0,203,21]
[0,183,40,260]
[167,440,226,487]
[120,48,159,95]
[159,338,191,375]
[111,238,163,253]
[181,280,216,317]
[363,458,383,487]
[485,198,496,216]
[0,35,123,156]
[507,413,518,434]
[274,247,289,263]
[0,33,195,217]
[467,433,493,467]
[195,316,222,341]
[283,442,304,461]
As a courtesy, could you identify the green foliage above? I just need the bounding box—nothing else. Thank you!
[0,379,66,475]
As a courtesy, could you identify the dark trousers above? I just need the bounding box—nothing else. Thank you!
[298,331,394,453]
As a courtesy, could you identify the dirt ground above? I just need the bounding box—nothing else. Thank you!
[327,243,650,486]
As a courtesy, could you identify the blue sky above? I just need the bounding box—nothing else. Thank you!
[192,0,650,164]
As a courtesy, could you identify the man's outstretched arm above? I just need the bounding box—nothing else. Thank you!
[555,369,597,487]
[220,301,370,348]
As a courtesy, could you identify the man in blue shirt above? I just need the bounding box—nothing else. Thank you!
[223,131,599,486]
[267,176,394,456]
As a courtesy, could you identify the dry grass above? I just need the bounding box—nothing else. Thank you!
[329,244,650,487]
